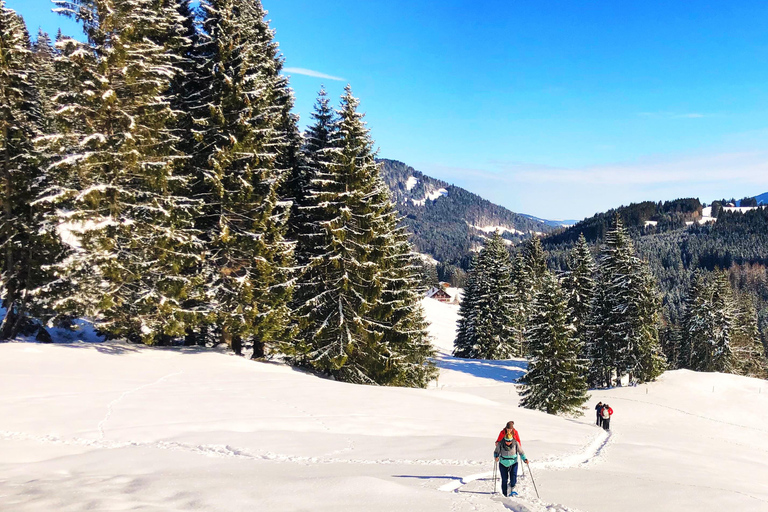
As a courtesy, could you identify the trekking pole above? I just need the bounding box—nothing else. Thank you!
[492,460,497,495]
[525,462,540,499]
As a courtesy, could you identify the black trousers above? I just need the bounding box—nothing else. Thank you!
[499,462,518,496]
[602,417,611,430]
[596,412,602,426]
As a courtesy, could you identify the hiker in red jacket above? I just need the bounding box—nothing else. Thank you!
[496,420,521,444]
[601,404,614,430]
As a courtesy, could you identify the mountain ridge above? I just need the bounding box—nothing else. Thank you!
[377,158,555,264]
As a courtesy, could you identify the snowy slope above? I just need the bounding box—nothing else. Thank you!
[1,300,768,512]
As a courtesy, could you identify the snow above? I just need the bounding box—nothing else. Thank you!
[417,252,439,265]
[644,220,658,227]
[405,176,418,191]
[412,188,448,206]
[698,205,766,225]
[2,300,768,511]
[472,224,524,236]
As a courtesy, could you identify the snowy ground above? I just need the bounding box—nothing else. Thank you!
[2,299,768,511]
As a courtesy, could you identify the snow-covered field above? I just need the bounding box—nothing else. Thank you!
[2,299,768,511]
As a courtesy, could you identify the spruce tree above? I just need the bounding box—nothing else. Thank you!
[288,86,435,386]
[588,216,665,386]
[41,0,203,343]
[515,236,548,354]
[0,4,39,339]
[680,271,709,370]
[634,262,667,381]
[519,270,589,415]
[689,271,734,372]
[681,270,764,376]
[561,233,596,351]
[453,231,517,359]
[730,292,766,377]
[188,0,297,355]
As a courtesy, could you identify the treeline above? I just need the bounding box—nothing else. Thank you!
[545,209,768,381]
[665,270,765,377]
[0,0,435,387]
[454,219,666,415]
[546,198,702,246]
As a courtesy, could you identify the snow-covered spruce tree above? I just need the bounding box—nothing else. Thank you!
[519,270,589,415]
[188,0,297,356]
[679,270,709,370]
[0,4,42,340]
[287,86,436,386]
[588,216,665,386]
[285,87,334,249]
[680,270,763,376]
[508,251,529,352]
[730,292,767,378]
[513,236,548,354]
[633,262,667,381]
[38,0,203,343]
[453,231,518,359]
[687,271,734,373]
[561,233,596,351]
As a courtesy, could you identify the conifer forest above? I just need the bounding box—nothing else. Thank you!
[1,0,766,401]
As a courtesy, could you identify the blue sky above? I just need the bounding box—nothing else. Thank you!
[11,0,768,220]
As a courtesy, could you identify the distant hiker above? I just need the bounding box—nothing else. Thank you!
[496,420,521,444]
[601,404,613,430]
[494,430,529,497]
[595,402,604,427]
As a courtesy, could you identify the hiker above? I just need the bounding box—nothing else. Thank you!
[494,429,528,497]
[601,403,613,430]
[495,421,523,481]
[496,420,521,444]
[595,402,604,427]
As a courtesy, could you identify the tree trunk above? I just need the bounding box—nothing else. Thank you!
[0,301,17,341]
[252,339,265,359]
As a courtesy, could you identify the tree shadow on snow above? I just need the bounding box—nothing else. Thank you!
[435,355,527,383]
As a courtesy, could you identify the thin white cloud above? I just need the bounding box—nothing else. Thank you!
[499,151,768,186]
[638,112,708,119]
[421,150,768,220]
[283,67,345,81]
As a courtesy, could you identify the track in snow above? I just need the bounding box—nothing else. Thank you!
[437,429,611,512]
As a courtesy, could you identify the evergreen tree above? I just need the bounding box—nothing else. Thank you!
[519,270,589,415]
[288,86,435,386]
[680,271,709,370]
[634,262,667,381]
[40,0,203,343]
[730,292,766,377]
[588,216,665,386]
[187,0,297,355]
[561,233,596,351]
[0,3,39,339]
[687,271,734,373]
[681,270,765,376]
[508,236,549,355]
[453,231,517,358]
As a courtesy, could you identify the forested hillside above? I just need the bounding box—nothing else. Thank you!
[543,206,768,364]
[378,159,554,264]
[545,198,703,245]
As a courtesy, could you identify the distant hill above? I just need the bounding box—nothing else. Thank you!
[542,198,703,246]
[755,192,768,205]
[377,159,555,264]
[520,214,579,228]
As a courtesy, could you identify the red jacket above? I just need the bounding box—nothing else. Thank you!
[601,406,613,418]
[496,428,521,444]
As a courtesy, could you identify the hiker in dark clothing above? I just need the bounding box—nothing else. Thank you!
[595,402,604,427]
[494,430,529,497]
